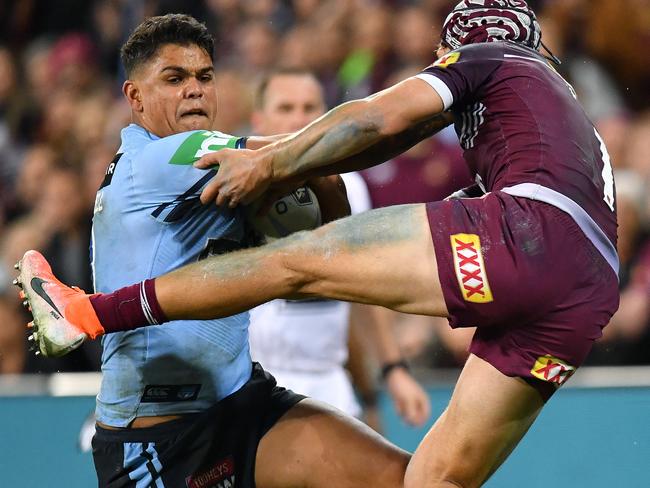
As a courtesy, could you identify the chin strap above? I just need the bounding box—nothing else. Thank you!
[540,40,562,65]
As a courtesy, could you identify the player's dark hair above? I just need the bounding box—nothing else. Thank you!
[120,14,214,77]
[255,68,320,109]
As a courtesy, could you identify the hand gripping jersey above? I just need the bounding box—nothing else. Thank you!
[415,41,618,274]
[92,124,250,427]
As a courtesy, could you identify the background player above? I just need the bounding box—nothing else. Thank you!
[17,1,620,486]
[25,14,412,488]
[248,68,430,425]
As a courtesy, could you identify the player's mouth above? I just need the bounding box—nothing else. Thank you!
[180,108,208,118]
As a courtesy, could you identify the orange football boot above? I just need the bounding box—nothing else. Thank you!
[14,250,105,357]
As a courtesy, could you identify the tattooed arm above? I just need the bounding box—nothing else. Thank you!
[196,77,447,206]
[244,113,452,179]
[297,111,453,178]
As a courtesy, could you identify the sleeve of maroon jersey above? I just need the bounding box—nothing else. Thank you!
[416,44,502,110]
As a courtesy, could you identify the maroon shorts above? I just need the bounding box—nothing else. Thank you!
[426,192,619,397]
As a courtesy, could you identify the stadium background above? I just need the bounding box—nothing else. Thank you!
[0,0,648,486]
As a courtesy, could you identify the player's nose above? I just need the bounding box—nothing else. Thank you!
[185,77,204,98]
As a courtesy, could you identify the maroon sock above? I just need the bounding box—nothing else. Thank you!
[88,279,168,333]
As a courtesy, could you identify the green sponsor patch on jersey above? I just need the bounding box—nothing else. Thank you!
[169,130,239,165]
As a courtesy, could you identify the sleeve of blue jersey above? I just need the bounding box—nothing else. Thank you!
[131,130,244,220]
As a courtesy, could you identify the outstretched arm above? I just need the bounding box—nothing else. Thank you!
[243,113,452,176]
[195,77,447,207]
[264,80,447,179]
[296,111,453,178]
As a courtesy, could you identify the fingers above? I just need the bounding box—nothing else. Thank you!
[200,178,221,205]
[199,178,245,208]
[387,370,432,426]
[200,173,242,208]
[194,150,222,169]
[395,394,430,427]
[407,394,431,426]
[195,148,272,208]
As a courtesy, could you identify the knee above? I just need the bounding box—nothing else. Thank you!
[267,230,320,293]
[404,448,488,488]
[404,471,479,488]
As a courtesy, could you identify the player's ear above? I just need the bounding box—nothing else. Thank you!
[123,80,143,112]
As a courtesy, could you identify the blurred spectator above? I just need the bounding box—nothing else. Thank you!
[361,132,472,208]
[392,6,439,69]
[23,38,53,110]
[0,295,26,373]
[213,68,253,134]
[338,5,394,100]
[277,25,315,71]
[0,46,27,222]
[537,6,627,125]
[621,111,650,181]
[234,20,279,75]
[309,23,349,106]
[90,0,123,78]
[588,170,650,365]
[583,0,650,111]
[47,33,100,94]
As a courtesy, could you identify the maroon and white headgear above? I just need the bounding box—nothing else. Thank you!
[441,0,541,50]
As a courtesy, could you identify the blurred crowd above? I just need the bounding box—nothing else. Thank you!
[0,0,648,374]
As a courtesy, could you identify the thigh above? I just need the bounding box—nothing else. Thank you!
[281,203,447,316]
[404,354,544,488]
[256,398,409,488]
[426,192,618,330]
[158,204,446,320]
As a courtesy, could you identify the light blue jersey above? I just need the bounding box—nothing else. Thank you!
[91,124,252,427]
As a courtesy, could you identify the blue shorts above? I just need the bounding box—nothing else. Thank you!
[92,363,304,487]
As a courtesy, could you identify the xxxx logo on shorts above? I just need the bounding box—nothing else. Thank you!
[531,355,576,386]
[450,233,493,303]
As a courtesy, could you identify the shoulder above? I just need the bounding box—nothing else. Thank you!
[441,43,505,66]
[140,130,244,166]
[422,43,506,82]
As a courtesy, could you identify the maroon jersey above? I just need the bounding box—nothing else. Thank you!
[417,42,617,248]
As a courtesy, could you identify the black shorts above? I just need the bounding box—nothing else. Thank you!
[92,363,305,488]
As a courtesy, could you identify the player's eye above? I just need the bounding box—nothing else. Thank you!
[199,74,213,82]
[167,76,182,84]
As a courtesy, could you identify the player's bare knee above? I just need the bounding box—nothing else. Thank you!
[266,230,322,292]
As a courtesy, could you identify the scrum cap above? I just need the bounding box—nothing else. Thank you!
[441,0,541,50]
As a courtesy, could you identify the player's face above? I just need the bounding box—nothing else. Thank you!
[127,43,217,137]
[253,74,326,136]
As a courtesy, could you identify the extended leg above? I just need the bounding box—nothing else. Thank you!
[15,204,447,355]
[404,354,545,488]
[256,399,409,488]
[156,204,448,319]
